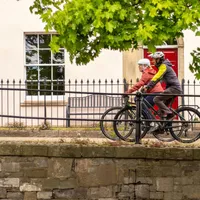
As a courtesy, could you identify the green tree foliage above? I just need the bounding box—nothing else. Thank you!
[30,0,200,74]
[189,47,200,79]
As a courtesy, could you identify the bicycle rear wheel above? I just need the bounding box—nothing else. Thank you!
[100,106,122,140]
[113,106,149,142]
[169,107,200,143]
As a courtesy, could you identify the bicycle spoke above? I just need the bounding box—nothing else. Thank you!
[115,109,136,140]
[100,107,122,140]
[113,107,150,142]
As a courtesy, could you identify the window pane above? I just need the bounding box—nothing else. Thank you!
[53,50,64,64]
[40,81,51,96]
[25,35,38,49]
[26,66,38,80]
[53,66,65,80]
[53,81,65,95]
[39,34,51,48]
[27,82,38,96]
[39,66,51,80]
[26,50,38,64]
[39,50,51,64]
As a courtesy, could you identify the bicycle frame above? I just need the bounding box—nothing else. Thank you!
[126,95,181,130]
[124,95,174,117]
[124,95,183,123]
[142,97,187,131]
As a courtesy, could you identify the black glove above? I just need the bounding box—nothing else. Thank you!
[141,86,149,93]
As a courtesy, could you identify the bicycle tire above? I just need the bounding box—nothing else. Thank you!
[170,106,200,143]
[100,106,123,140]
[113,106,149,142]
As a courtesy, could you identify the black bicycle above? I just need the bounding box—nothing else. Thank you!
[100,96,136,140]
[113,94,200,143]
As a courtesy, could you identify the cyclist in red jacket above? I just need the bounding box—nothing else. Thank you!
[125,58,163,107]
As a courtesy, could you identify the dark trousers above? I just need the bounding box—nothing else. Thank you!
[135,94,159,119]
[143,95,159,119]
[154,87,182,114]
[144,95,155,108]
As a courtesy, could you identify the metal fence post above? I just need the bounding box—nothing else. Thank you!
[181,79,185,106]
[66,97,71,127]
[135,91,142,144]
[44,78,47,127]
[123,78,128,92]
[194,80,196,106]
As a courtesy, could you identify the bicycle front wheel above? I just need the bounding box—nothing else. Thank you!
[170,107,200,143]
[100,106,122,140]
[113,106,149,142]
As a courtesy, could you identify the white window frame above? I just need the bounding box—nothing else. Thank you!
[24,33,65,101]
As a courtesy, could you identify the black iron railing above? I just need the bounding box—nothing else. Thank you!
[0,78,199,129]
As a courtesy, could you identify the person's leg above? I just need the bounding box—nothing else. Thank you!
[153,87,181,116]
[142,94,160,121]
[144,95,155,108]
[143,95,160,132]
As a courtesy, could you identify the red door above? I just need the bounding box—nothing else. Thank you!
[144,48,178,109]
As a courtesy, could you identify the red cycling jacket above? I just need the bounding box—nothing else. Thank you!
[126,67,164,94]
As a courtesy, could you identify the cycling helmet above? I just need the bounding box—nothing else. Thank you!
[137,58,150,66]
[148,52,165,59]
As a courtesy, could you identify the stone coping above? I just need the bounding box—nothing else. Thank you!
[0,130,103,138]
[0,137,199,160]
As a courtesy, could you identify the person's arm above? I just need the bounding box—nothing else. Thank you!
[126,73,149,93]
[146,64,167,90]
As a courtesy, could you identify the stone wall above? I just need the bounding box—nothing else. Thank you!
[0,142,200,200]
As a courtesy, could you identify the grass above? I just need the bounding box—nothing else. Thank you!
[0,126,101,131]
[5,121,26,130]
